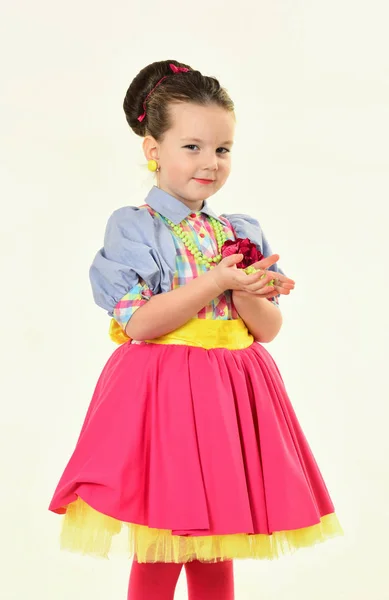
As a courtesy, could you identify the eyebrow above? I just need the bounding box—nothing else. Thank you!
[180,137,234,145]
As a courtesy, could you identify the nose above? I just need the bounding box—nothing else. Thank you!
[203,152,219,171]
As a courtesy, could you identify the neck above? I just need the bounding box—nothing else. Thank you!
[156,184,205,212]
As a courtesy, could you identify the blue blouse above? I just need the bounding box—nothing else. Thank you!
[89,186,284,317]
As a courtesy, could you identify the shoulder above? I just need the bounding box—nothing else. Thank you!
[104,205,155,243]
[220,212,263,239]
[101,203,176,270]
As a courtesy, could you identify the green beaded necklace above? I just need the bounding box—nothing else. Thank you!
[162,213,276,286]
[163,214,228,268]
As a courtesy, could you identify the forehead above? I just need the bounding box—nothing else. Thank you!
[167,102,235,141]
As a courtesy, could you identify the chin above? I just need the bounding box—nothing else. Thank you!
[191,189,216,202]
[192,182,220,194]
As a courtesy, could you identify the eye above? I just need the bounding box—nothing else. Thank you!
[217,147,231,154]
[183,145,231,154]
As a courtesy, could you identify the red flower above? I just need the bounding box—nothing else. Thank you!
[221,237,264,269]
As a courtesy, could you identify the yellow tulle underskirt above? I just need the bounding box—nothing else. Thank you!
[60,497,344,563]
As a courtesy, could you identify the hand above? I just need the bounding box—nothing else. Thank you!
[210,253,294,295]
[238,254,296,298]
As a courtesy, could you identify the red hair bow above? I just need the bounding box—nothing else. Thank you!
[137,63,190,122]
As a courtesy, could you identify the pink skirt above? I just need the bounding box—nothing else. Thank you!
[49,330,343,562]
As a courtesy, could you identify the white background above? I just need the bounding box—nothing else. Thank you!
[1,0,388,598]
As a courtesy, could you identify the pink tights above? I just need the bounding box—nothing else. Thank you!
[127,558,234,599]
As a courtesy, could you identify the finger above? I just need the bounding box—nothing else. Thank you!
[241,288,278,299]
[261,285,293,297]
[274,275,295,285]
[249,263,295,286]
[237,269,268,285]
[262,273,295,287]
[251,254,280,270]
[253,285,276,296]
[247,285,277,296]
[244,272,276,293]
[259,279,294,294]
[274,287,291,296]
[222,253,244,267]
[243,287,291,299]
[244,271,295,295]
[273,281,295,291]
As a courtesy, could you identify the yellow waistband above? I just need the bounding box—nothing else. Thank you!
[109,317,254,350]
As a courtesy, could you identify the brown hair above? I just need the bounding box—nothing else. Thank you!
[123,59,235,140]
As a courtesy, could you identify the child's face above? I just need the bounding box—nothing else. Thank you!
[152,102,235,208]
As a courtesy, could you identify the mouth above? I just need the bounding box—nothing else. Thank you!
[193,178,215,185]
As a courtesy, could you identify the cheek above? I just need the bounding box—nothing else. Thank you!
[219,159,231,178]
[164,154,189,179]
[170,153,193,173]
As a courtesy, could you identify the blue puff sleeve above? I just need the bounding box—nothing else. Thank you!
[89,206,176,317]
[221,213,285,277]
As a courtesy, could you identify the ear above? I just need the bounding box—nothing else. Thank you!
[142,136,160,162]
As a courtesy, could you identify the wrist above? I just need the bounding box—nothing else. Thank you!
[233,290,270,308]
[232,289,247,297]
[233,289,275,302]
[206,269,227,295]
[233,289,265,299]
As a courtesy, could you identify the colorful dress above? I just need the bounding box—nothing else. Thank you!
[48,186,344,563]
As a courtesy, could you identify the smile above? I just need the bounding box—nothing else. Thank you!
[193,178,215,185]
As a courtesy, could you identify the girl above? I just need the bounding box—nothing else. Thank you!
[49,60,344,599]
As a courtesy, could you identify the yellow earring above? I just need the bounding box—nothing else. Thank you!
[147,159,159,172]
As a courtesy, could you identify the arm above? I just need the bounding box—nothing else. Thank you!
[126,254,291,342]
[232,291,283,343]
[126,270,221,340]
